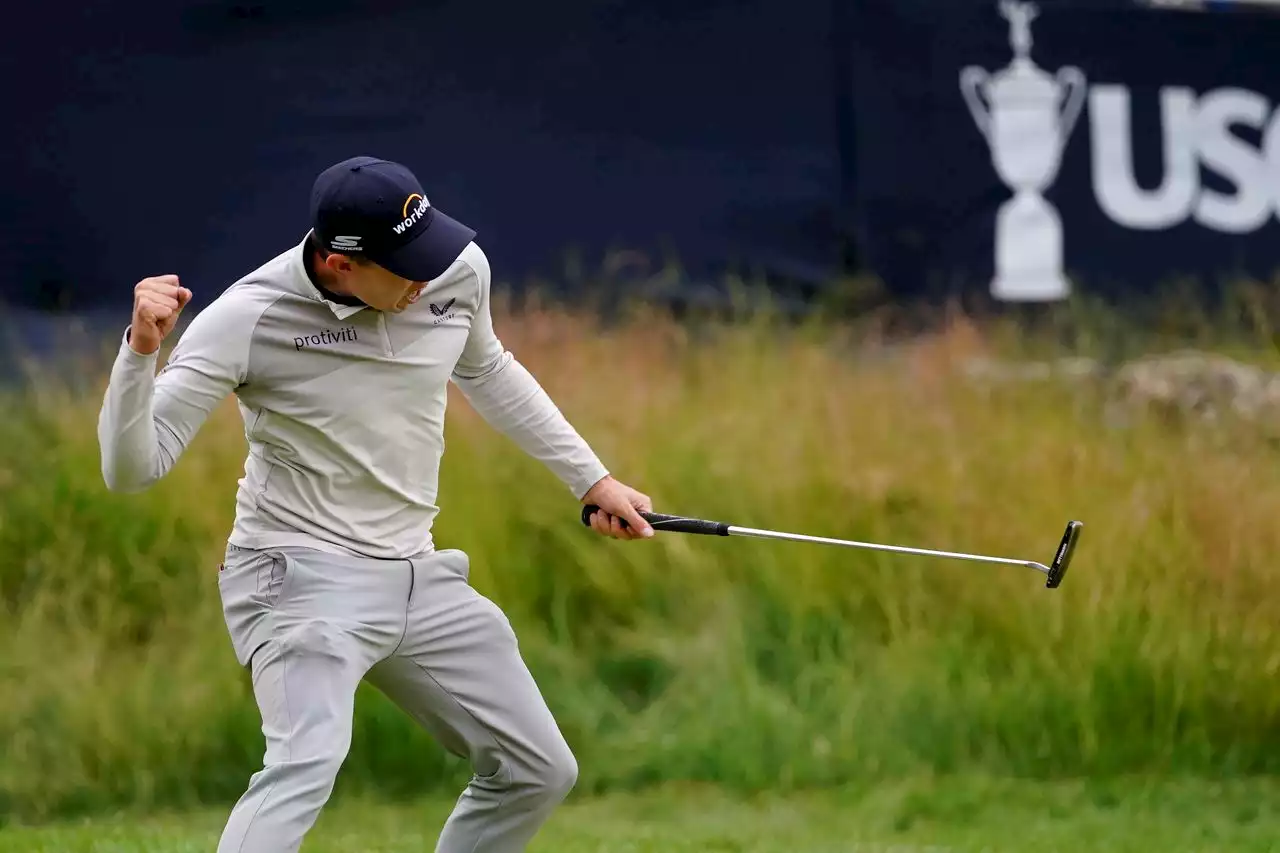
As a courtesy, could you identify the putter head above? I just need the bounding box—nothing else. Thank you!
[1045,521,1083,589]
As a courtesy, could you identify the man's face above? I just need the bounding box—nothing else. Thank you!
[324,255,427,313]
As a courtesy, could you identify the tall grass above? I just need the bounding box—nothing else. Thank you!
[1,296,1278,822]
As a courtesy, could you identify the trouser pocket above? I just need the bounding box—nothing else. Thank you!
[432,548,471,583]
[218,546,301,667]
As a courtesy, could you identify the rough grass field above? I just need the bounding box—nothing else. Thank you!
[1,295,1278,845]
[5,778,1280,852]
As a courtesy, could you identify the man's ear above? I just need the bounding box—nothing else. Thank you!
[323,253,358,274]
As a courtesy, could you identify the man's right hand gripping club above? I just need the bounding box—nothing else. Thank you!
[129,275,193,355]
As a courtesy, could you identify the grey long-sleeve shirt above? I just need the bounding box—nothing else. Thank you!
[96,236,610,560]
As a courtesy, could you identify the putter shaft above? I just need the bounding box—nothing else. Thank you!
[579,505,1078,587]
[726,525,1051,575]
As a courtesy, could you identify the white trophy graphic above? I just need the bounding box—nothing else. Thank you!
[960,0,1086,301]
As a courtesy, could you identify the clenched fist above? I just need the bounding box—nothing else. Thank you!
[129,275,192,355]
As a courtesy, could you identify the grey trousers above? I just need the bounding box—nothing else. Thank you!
[214,544,576,853]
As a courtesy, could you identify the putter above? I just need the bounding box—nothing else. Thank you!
[581,506,1082,589]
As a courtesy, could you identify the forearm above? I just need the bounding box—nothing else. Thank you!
[453,355,609,499]
[96,335,181,492]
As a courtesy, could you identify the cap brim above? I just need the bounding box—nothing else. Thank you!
[376,208,477,281]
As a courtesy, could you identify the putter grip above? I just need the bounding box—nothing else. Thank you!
[580,505,730,536]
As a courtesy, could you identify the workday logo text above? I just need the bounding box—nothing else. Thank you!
[395,194,430,236]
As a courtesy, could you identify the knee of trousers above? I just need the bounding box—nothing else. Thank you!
[521,740,578,804]
[262,752,349,797]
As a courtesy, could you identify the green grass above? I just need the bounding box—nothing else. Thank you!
[1,297,1278,823]
[2,777,1278,852]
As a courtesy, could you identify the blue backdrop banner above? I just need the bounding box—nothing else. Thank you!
[0,0,841,314]
[8,0,1280,319]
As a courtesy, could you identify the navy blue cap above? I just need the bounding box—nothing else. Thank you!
[309,156,477,282]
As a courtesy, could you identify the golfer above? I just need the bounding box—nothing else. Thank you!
[97,155,654,853]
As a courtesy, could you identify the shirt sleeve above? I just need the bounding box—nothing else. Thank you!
[450,246,610,499]
[96,291,256,493]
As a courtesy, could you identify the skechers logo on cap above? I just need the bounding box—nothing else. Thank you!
[295,326,358,351]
